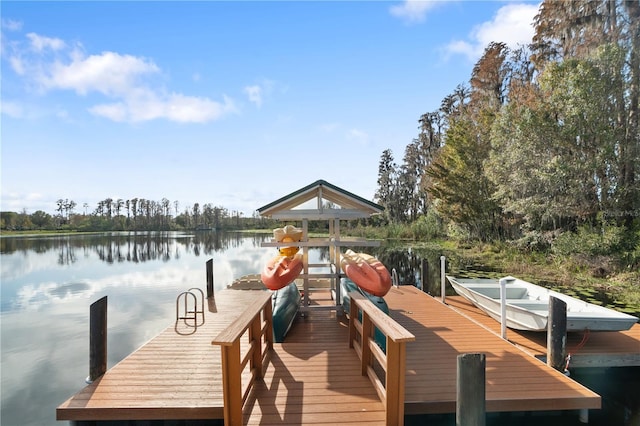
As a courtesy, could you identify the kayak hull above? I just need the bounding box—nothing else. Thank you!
[340,250,392,297]
[261,253,304,291]
[272,282,301,343]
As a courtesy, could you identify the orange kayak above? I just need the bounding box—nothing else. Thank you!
[261,253,304,291]
[340,250,392,297]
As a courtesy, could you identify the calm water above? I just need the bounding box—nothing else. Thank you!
[0,231,325,426]
[1,232,637,426]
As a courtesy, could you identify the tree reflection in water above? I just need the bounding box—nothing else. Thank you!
[0,231,272,265]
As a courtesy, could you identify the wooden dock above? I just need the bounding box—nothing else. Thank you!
[445,295,640,368]
[58,285,607,425]
[384,286,600,414]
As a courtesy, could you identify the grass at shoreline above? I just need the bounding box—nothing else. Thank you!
[431,240,640,317]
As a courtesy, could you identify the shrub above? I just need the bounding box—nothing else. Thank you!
[552,224,629,257]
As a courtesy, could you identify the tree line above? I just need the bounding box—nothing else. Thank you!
[0,197,275,232]
[375,0,639,254]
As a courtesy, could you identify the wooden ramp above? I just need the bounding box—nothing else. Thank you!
[445,295,640,368]
[383,286,601,415]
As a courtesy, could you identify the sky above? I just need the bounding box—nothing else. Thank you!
[1,0,540,217]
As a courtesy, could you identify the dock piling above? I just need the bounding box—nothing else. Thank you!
[456,352,486,426]
[206,258,214,298]
[88,296,107,384]
[547,296,567,372]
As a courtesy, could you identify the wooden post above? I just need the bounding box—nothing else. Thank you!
[386,340,407,426]
[420,258,429,292]
[220,341,242,426]
[360,312,373,376]
[547,296,567,372]
[249,313,263,379]
[456,353,486,426]
[88,296,107,383]
[440,256,446,303]
[264,297,274,352]
[206,258,214,298]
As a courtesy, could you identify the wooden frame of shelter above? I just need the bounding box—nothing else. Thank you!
[257,180,384,312]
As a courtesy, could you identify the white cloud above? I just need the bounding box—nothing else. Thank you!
[42,51,160,96]
[389,0,444,24]
[26,32,66,52]
[90,91,237,123]
[0,192,49,213]
[444,3,539,62]
[9,55,26,75]
[4,31,238,123]
[243,80,275,108]
[244,85,263,107]
[1,18,23,31]
[1,100,24,118]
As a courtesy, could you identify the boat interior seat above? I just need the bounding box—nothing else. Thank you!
[507,300,549,311]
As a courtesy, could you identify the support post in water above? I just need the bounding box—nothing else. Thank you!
[456,353,486,426]
[88,296,107,383]
[420,258,429,292]
[206,258,214,298]
[547,296,567,372]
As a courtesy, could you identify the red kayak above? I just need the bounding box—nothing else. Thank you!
[340,250,392,297]
[261,253,304,291]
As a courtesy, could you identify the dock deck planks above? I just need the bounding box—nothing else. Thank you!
[58,285,605,424]
[56,289,264,421]
[243,290,387,424]
[383,286,601,414]
[445,294,640,367]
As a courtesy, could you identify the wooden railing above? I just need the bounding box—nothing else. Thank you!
[211,291,274,426]
[348,291,415,426]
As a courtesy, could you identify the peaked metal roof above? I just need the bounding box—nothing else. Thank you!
[257,179,383,220]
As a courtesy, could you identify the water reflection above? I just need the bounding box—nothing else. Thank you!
[1,231,276,426]
[0,231,269,265]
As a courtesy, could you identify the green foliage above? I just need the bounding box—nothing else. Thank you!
[511,230,554,252]
[445,222,471,242]
[409,210,444,240]
[551,224,637,259]
[428,115,501,241]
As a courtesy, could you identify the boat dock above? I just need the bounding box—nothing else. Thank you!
[445,295,640,368]
[56,283,613,425]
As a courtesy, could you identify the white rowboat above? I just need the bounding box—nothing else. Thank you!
[447,276,638,332]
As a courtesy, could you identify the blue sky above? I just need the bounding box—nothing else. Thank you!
[1,1,539,217]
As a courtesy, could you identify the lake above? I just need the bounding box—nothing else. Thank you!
[0,231,299,426]
[1,232,637,426]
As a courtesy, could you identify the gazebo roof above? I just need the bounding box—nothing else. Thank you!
[257,179,383,220]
